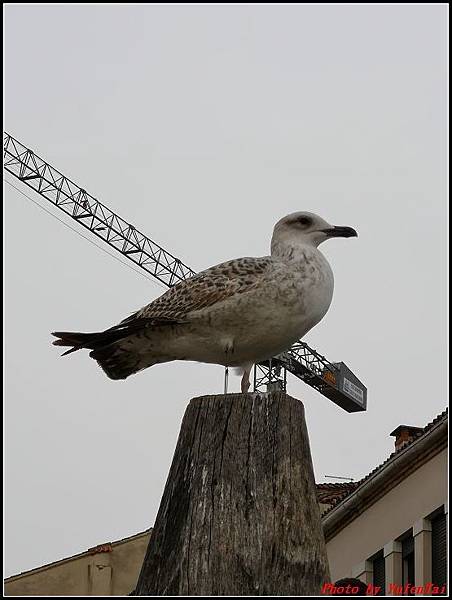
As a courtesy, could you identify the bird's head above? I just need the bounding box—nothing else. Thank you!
[271,211,358,256]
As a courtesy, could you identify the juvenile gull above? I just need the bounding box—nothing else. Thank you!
[52,212,357,392]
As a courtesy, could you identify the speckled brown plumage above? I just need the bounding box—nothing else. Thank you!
[132,257,273,322]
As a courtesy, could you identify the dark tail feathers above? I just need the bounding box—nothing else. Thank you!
[51,328,130,356]
[52,327,143,380]
[52,315,183,380]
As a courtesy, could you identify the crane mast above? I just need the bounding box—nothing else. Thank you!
[4,131,367,412]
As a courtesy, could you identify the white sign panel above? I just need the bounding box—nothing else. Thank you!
[343,377,364,405]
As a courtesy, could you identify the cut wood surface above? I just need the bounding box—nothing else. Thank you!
[134,392,330,596]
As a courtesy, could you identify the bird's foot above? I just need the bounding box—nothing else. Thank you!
[241,377,250,393]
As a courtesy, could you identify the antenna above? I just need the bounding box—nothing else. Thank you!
[4,131,367,412]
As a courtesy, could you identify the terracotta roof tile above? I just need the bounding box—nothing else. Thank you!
[88,543,113,554]
[316,482,359,507]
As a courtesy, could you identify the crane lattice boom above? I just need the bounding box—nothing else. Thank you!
[4,133,195,288]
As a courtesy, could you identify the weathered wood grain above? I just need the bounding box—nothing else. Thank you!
[134,392,330,596]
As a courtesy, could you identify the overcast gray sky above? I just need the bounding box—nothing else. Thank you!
[4,4,447,577]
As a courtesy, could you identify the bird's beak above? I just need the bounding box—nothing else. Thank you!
[321,226,358,238]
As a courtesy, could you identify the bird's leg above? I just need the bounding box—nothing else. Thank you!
[224,366,229,395]
[223,340,234,395]
[240,364,253,394]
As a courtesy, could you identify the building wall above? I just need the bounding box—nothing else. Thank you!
[109,533,150,594]
[325,449,447,582]
[4,532,151,596]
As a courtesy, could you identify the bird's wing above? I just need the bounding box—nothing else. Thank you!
[126,256,273,323]
[52,256,274,379]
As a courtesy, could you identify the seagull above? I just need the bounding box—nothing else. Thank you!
[52,212,357,392]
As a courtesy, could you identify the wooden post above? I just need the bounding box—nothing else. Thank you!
[134,392,330,596]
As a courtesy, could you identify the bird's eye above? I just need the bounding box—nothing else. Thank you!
[298,217,311,226]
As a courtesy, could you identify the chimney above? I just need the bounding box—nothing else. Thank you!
[389,425,423,450]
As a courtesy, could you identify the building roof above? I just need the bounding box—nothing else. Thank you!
[321,408,448,517]
[316,482,360,509]
[5,528,153,582]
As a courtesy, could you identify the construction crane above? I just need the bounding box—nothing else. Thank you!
[4,131,367,412]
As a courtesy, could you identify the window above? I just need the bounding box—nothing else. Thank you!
[372,551,385,596]
[431,511,447,593]
[402,535,415,595]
